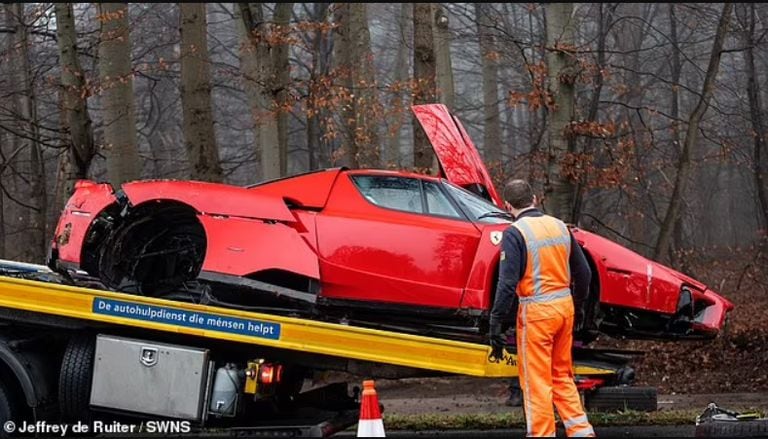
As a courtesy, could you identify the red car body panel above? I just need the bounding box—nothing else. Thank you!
[122,181,296,222]
[248,169,344,209]
[51,181,118,265]
[573,228,679,314]
[198,215,319,279]
[316,170,481,308]
[461,225,509,310]
[413,104,504,207]
[122,180,320,280]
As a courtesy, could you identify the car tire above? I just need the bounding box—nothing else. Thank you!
[59,334,95,423]
[695,419,768,437]
[0,381,17,438]
[584,386,657,412]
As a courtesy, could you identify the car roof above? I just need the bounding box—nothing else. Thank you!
[345,168,444,183]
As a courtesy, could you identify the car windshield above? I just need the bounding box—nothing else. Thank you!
[442,181,512,224]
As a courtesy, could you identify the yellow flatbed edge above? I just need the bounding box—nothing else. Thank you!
[0,275,615,377]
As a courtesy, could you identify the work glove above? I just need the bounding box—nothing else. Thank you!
[488,318,507,362]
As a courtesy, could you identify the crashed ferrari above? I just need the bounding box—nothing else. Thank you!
[48,104,733,343]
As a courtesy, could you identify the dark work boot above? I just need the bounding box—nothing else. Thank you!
[505,384,523,407]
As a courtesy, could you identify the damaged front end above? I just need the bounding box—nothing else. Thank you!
[673,286,733,338]
[600,285,734,341]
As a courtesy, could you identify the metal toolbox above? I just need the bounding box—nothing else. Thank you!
[90,334,211,420]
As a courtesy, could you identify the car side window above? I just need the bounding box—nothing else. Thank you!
[352,176,423,214]
[423,182,462,218]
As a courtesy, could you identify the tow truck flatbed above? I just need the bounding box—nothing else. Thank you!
[0,260,646,436]
[0,269,621,378]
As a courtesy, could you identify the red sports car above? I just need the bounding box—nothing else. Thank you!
[48,104,733,343]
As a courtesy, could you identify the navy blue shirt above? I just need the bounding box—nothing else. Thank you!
[490,208,592,325]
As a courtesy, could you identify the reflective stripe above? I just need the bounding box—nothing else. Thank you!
[518,289,571,304]
[556,220,571,253]
[563,414,589,429]
[516,220,543,296]
[556,220,572,280]
[525,234,571,250]
[572,426,595,437]
[520,303,533,437]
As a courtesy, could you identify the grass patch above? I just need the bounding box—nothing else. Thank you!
[382,408,767,431]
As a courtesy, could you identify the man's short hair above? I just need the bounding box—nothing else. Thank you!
[503,179,534,209]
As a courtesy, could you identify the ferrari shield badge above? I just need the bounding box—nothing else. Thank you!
[490,231,503,246]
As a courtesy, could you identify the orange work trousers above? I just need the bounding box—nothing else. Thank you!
[516,297,595,437]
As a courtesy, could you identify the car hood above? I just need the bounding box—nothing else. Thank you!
[412,104,504,207]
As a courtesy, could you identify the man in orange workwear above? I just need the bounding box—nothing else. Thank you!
[488,179,594,437]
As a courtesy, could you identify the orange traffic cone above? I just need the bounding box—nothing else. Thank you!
[357,379,385,437]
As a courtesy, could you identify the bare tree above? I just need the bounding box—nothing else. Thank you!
[332,3,380,168]
[572,3,616,223]
[654,3,733,260]
[543,3,577,222]
[54,3,95,215]
[736,3,768,231]
[306,2,331,170]
[239,3,290,181]
[668,3,686,268]
[180,3,222,182]
[4,4,46,262]
[433,4,454,109]
[98,2,141,186]
[385,3,411,167]
[412,3,436,170]
[273,3,292,176]
[475,3,501,164]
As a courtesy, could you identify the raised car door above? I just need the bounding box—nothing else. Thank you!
[316,173,481,310]
[412,104,504,207]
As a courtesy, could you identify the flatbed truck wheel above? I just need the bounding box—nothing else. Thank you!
[0,381,17,438]
[584,385,657,412]
[59,334,95,423]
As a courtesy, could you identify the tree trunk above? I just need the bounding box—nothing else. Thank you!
[349,3,379,168]
[331,3,353,167]
[332,3,379,168]
[54,2,95,217]
[543,3,577,222]
[572,3,614,224]
[654,3,732,260]
[433,4,454,109]
[412,3,436,170]
[98,2,141,186]
[273,3,292,176]
[236,4,262,179]
[385,3,411,168]
[6,4,46,262]
[737,3,768,231]
[617,3,648,248]
[180,3,222,183]
[307,2,331,170]
[239,3,282,181]
[475,3,501,165]
[668,4,687,269]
